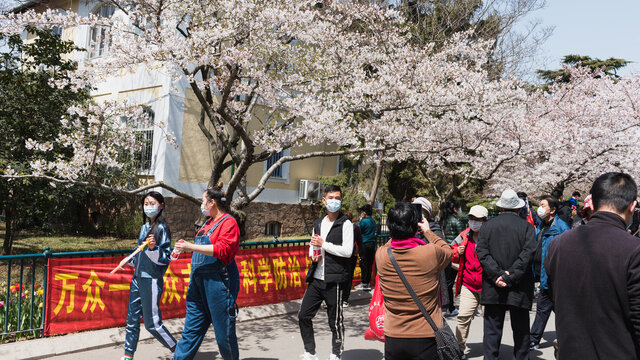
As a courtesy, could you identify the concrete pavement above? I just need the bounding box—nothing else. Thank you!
[2,290,557,359]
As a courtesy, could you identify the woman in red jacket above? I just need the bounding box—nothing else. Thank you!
[451,205,488,356]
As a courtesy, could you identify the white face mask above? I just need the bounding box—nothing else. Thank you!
[201,203,210,216]
[326,199,342,213]
[469,220,483,232]
[144,205,160,219]
[537,206,548,219]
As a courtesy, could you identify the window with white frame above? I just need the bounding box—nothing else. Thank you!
[266,151,284,178]
[265,149,290,180]
[134,107,154,172]
[88,4,116,59]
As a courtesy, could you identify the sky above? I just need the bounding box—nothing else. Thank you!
[523,0,640,76]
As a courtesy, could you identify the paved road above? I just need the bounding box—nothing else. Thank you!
[48,297,556,360]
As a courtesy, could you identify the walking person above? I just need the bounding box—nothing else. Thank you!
[375,202,452,360]
[121,191,177,360]
[413,196,451,312]
[298,185,354,360]
[441,199,464,317]
[528,196,570,351]
[355,204,376,291]
[173,186,241,360]
[341,211,362,307]
[476,189,537,360]
[451,205,489,356]
[545,172,640,359]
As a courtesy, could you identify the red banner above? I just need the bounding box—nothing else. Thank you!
[45,246,360,335]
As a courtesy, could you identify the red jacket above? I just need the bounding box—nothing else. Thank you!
[451,228,483,296]
[197,214,240,265]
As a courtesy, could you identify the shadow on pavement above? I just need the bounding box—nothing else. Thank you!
[193,350,219,359]
[342,348,383,360]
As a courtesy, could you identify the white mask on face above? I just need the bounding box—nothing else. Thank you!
[201,203,210,216]
[469,220,483,232]
[537,206,548,219]
[144,205,160,219]
[326,199,342,213]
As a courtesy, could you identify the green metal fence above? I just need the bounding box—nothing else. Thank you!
[0,247,132,341]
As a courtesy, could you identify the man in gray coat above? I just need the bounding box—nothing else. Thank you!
[476,189,537,360]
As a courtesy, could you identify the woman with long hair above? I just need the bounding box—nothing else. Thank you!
[121,191,177,360]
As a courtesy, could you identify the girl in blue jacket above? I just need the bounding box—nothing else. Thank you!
[122,191,177,360]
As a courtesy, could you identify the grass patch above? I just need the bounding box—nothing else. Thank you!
[0,221,310,255]
[12,235,136,254]
[0,222,135,254]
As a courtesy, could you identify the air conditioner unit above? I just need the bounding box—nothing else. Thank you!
[299,180,322,201]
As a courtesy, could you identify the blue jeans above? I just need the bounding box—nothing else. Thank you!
[530,289,553,345]
[174,262,239,360]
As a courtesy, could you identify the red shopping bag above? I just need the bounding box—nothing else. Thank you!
[364,274,385,342]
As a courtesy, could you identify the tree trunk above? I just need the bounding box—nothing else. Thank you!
[2,208,17,255]
[369,158,385,206]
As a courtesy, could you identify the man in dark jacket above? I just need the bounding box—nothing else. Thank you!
[476,189,537,360]
[298,185,354,360]
[551,189,573,225]
[545,172,640,359]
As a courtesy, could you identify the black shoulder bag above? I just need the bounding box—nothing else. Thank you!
[387,247,463,360]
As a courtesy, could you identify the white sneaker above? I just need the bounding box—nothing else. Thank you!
[299,352,319,360]
[354,283,368,290]
[328,354,341,360]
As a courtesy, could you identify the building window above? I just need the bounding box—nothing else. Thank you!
[88,4,116,58]
[134,107,154,172]
[266,150,284,178]
[265,221,282,237]
[337,155,344,174]
[51,9,67,37]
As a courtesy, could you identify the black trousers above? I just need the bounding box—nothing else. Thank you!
[341,255,358,303]
[444,265,457,312]
[530,289,553,345]
[298,280,344,356]
[359,242,376,285]
[483,304,530,360]
[385,336,438,360]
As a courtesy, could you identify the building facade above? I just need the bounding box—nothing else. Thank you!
[18,0,343,239]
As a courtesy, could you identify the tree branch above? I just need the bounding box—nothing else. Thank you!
[239,146,386,207]
[1,175,200,204]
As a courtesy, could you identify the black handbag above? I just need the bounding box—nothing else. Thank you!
[387,247,463,360]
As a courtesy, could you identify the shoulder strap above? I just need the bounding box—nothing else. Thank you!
[206,214,232,236]
[387,247,440,332]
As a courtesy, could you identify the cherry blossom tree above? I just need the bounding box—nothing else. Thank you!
[1,0,580,227]
[492,66,640,197]
[0,2,527,206]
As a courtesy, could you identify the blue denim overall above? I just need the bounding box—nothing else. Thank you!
[174,215,240,360]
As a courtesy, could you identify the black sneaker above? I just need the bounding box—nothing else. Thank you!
[529,342,539,351]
